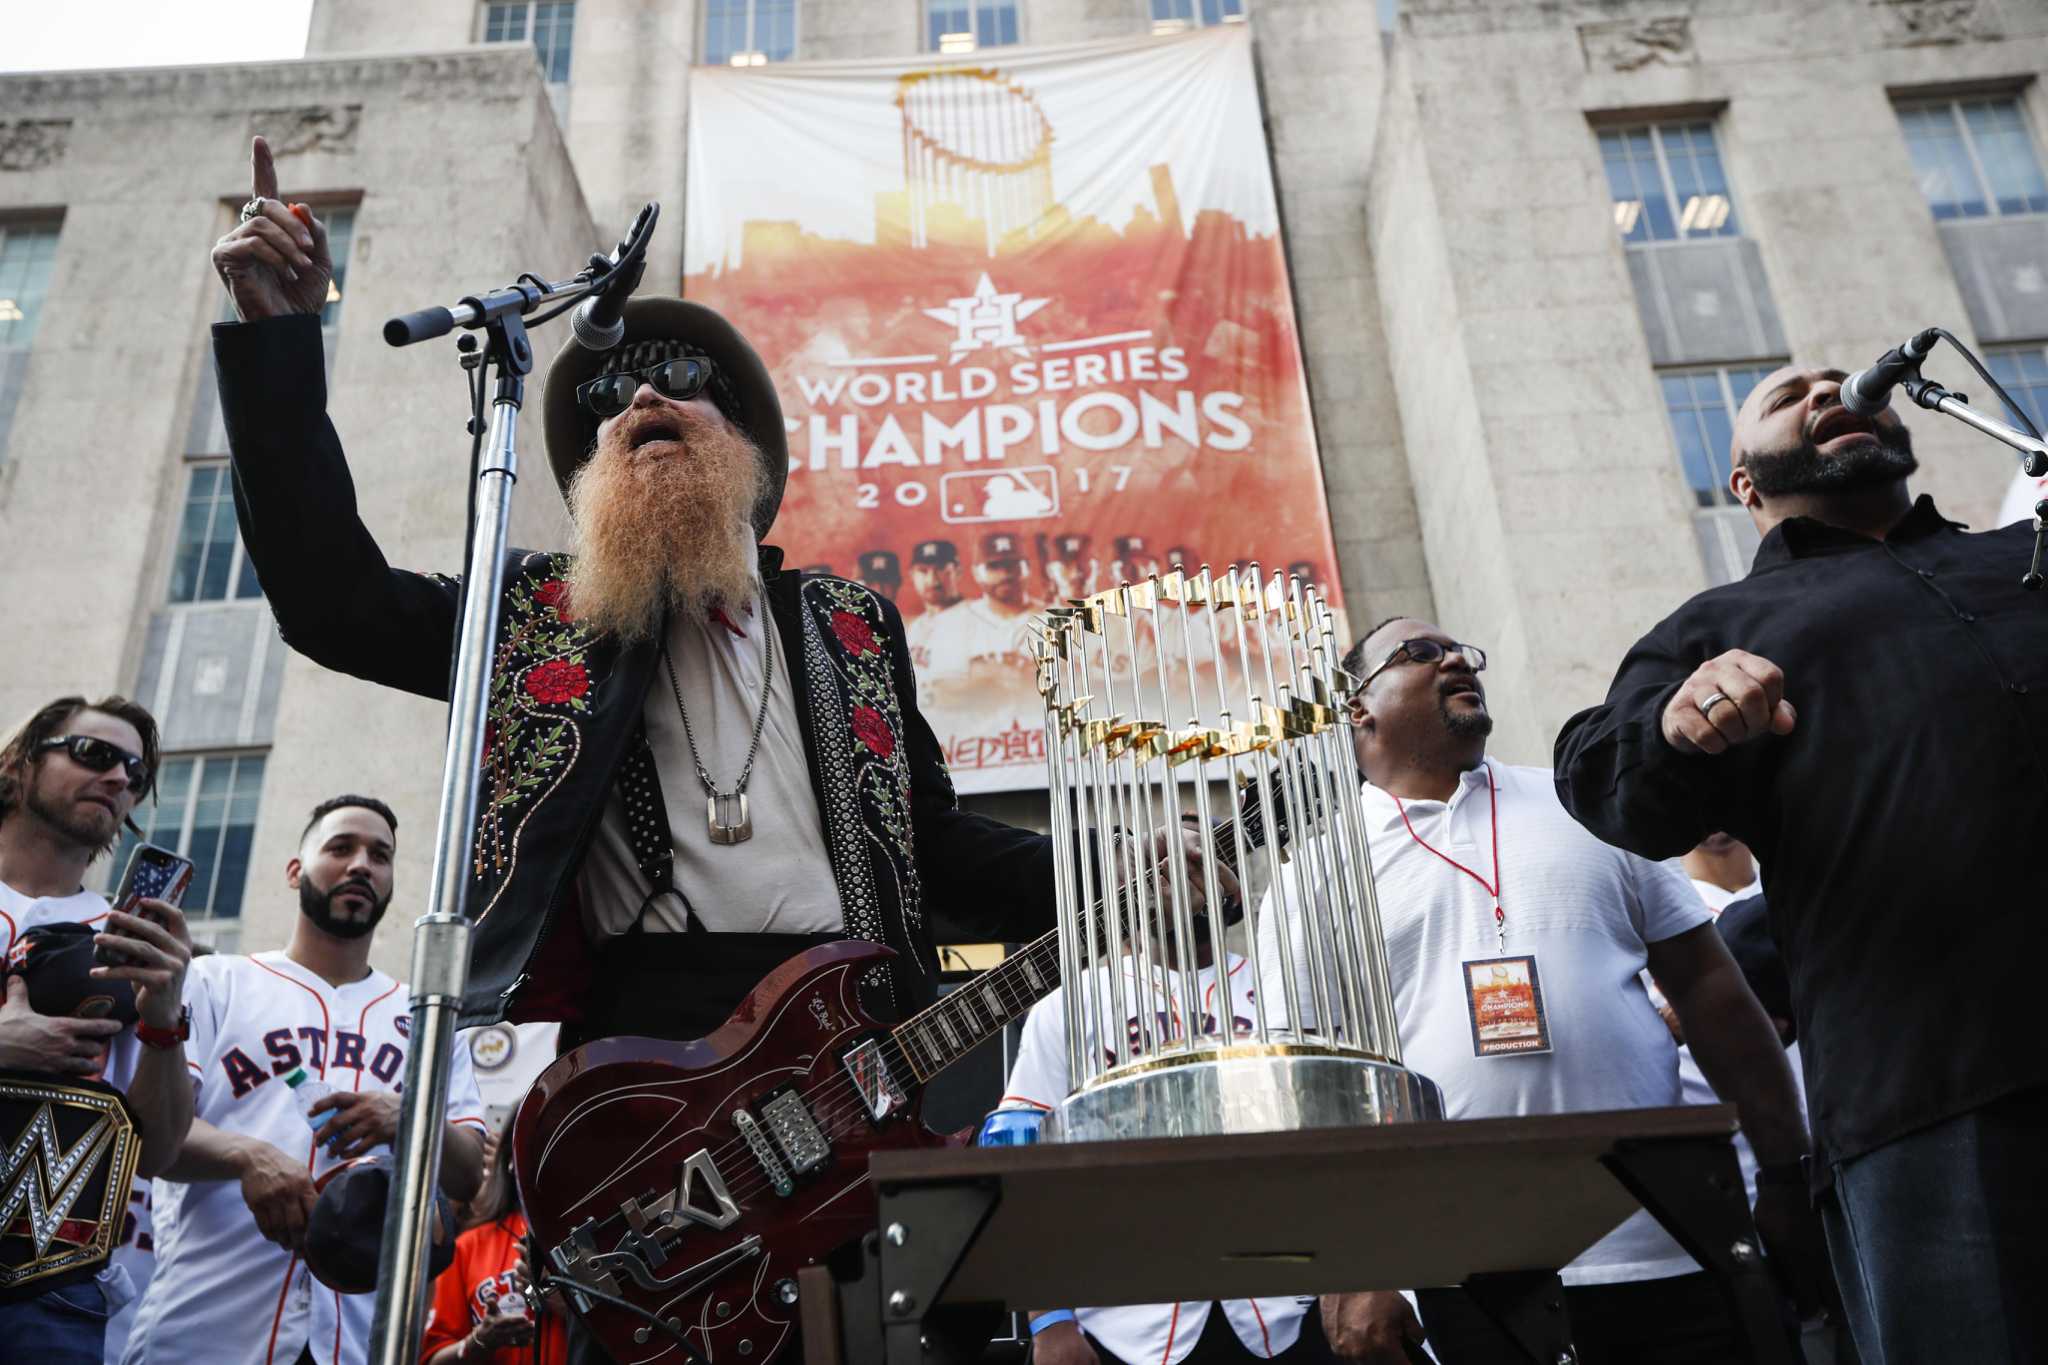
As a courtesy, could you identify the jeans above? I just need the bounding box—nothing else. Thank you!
[1417,1271,1742,1365]
[1823,1084,2048,1365]
[0,1277,110,1365]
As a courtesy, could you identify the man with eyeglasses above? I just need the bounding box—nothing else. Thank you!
[208,139,1223,1362]
[0,694,195,1364]
[1255,621,1815,1365]
[1555,363,2048,1365]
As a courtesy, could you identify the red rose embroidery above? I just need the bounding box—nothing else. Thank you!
[852,705,895,759]
[524,659,589,705]
[831,610,878,657]
[534,579,574,622]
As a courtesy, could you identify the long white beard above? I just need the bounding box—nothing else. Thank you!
[564,403,766,641]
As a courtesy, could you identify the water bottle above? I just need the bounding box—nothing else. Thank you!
[284,1068,340,1154]
[976,1107,1046,1146]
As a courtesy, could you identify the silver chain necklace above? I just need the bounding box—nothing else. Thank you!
[661,613,775,845]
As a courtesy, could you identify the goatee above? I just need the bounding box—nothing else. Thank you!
[1743,424,1918,498]
[27,780,119,854]
[1439,691,1493,740]
[565,402,768,642]
[299,875,391,940]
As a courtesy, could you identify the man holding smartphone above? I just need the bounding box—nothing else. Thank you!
[0,694,196,1365]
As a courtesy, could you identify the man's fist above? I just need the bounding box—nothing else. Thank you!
[1320,1292,1427,1364]
[234,1137,318,1251]
[1660,650,1797,756]
[211,136,334,323]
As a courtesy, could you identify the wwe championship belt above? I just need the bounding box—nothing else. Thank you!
[0,1071,142,1301]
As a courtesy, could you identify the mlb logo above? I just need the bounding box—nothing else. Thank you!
[940,466,1060,524]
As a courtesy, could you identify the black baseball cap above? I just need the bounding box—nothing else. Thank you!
[858,550,901,581]
[1112,535,1149,559]
[912,540,958,567]
[1049,533,1090,561]
[979,533,1026,564]
[797,563,834,575]
[303,1154,458,1294]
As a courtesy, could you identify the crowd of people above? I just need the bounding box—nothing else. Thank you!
[0,131,2039,1365]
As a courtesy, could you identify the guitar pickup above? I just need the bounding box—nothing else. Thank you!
[759,1089,831,1177]
[842,1038,910,1124]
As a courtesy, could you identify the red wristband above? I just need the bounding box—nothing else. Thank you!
[136,1006,191,1050]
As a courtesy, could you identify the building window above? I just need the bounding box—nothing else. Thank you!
[482,1,575,84]
[1898,98,2048,221]
[319,207,356,335]
[1150,0,1244,33]
[1658,364,1779,508]
[1985,342,2048,432]
[703,0,796,64]
[1659,363,1782,587]
[925,0,1018,53]
[1601,123,1741,245]
[168,463,260,603]
[0,220,60,462]
[112,752,267,926]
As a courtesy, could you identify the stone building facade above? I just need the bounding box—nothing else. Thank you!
[0,0,2041,983]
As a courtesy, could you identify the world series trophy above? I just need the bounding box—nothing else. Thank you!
[1034,565,1443,1142]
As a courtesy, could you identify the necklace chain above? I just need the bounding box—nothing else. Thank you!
[661,611,775,802]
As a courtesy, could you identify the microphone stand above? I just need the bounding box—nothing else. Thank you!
[1899,373,2048,588]
[366,205,657,1365]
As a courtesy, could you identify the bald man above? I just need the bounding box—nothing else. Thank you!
[1555,364,2048,1365]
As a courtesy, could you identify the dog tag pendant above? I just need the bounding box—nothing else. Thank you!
[707,792,753,845]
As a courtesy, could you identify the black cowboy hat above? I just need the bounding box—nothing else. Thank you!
[540,297,788,537]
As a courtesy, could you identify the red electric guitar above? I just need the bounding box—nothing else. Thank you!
[511,788,1292,1364]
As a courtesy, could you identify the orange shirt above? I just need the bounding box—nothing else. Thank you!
[420,1213,569,1365]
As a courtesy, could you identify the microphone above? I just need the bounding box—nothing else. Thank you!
[570,202,660,352]
[1840,328,1941,418]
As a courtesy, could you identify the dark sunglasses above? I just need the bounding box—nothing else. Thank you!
[577,357,716,418]
[38,735,151,792]
[1359,638,1488,689]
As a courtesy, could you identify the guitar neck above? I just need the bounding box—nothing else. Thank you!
[888,806,1265,1082]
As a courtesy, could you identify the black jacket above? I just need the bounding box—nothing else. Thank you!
[1555,497,2047,1174]
[215,314,1055,1028]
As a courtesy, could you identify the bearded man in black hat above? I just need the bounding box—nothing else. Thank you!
[209,140,1224,1057]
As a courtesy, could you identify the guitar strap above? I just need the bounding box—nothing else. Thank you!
[616,719,709,936]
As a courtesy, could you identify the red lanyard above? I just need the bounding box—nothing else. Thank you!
[1393,763,1505,949]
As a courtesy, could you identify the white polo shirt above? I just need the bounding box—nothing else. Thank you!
[1000,955,1316,1365]
[1254,761,1711,1287]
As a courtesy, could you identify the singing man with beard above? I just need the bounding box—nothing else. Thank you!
[206,144,1222,1084]
[125,794,487,1365]
[1555,364,2048,1364]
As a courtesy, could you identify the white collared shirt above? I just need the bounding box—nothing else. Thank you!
[1254,761,1711,1286]
[578,584,842,936]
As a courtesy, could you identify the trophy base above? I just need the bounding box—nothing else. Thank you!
[1048,1048,1445,1143]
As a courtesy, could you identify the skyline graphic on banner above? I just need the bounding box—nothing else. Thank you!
[684,27,1341,792]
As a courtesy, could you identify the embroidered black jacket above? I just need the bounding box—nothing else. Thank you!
[214,315,1055,1028]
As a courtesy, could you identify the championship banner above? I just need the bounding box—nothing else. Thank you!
[685,26,1342,792]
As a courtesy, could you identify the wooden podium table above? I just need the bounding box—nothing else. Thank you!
[801,1105,1794,1365]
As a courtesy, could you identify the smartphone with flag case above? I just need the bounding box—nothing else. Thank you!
[96,843,194,965]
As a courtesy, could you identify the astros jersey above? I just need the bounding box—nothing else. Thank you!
[1001,955,1313,1365]
[121,950,487,1365]
[918,598,1036,677]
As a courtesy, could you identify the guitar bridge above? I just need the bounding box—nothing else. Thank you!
[759,1089,831,1176]
[733,1108,795,1196]
[842,1038,910,1123]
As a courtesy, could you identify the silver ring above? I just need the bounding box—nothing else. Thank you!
[238,196,266,224]
[1698,691,1731,718]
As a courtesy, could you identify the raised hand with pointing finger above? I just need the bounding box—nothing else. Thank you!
[212,135,333,322]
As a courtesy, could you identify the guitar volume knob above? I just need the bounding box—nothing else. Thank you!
[777,1279,800,1306]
